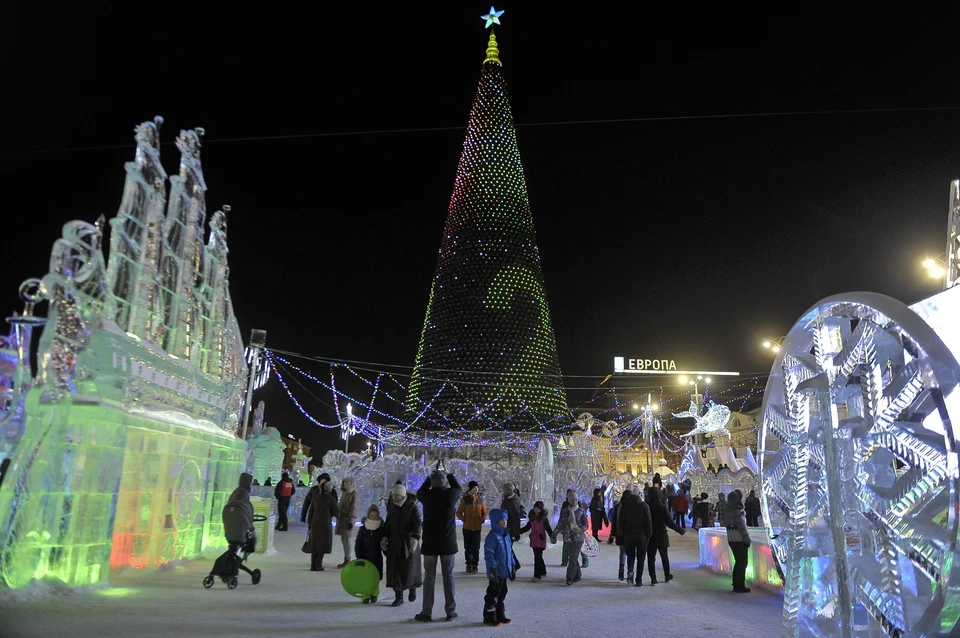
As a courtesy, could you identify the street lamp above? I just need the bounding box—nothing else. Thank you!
[341,403,354,452]
[922,255,947,281]
[762,336,786,354]
[639,394,659,473]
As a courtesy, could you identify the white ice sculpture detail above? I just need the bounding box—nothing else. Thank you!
[531,437,555,513]
[758,289,960,637]
[673,401,731,439]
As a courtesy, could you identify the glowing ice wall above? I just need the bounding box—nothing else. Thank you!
[0,118,248,590]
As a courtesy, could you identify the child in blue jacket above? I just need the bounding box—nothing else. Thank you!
[483,508,514,627]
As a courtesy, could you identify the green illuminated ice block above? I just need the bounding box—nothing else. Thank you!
[0,118,248,590]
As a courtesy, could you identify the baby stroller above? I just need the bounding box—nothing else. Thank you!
[203,501,265,589]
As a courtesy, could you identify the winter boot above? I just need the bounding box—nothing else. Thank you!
[391,592,404,607]
[497,615,512,625]
[409,587,417,602]
[626,571,634,585]
[483,615,502,627]
[618,565,625,581]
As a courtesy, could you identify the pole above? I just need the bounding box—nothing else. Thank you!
[343,403,353,453]
[241,346,260,442]
[240,329,267,442]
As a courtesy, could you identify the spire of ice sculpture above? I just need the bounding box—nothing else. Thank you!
[106,116,168,340]
[199,205,230,376]
[159,128,207,363]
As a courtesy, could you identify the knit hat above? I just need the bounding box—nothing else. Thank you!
[468,480,479,490]
[534,500,545,510]
[318,472,331,483]
[502,483,516,497]
[391,484,407,499]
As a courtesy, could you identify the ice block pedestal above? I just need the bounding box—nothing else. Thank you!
[698,527,782,593]
[250,497,276,555]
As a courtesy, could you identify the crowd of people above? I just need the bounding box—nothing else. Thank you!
[287,467,761,626]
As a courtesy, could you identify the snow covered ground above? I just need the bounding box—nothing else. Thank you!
[1,521,784,637]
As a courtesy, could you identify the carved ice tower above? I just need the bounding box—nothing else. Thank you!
[105,116,167,340]
[159,129,208,365]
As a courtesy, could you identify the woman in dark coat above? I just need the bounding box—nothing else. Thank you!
[308,481,339,571]
[384,484,423,606]
[645,486,684,584]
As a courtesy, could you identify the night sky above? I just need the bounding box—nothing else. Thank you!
[3,7,958,461]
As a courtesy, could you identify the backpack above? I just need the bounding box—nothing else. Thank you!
[279,481,293,497]
[674,495,688,512]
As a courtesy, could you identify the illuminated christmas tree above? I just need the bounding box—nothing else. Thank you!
[407,22,567,430]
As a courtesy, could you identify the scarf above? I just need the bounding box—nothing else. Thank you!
[363,518,381,531]
[567,505,581,534]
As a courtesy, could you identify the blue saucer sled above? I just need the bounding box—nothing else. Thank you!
[341,559,380,599]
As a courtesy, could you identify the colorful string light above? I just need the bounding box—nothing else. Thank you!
[268,350,765,457]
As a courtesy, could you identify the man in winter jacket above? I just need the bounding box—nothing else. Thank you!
[499,483,524,543]
[589,487,610,542]
[744,489,762,527]
[273,472,296,531]
[414,465,462,622]
[646,486,685,585]
[672,490,689,529]
[694,492,715,529]
[483,509,515,627]
[456,481,487,574]
[616,486,652,586]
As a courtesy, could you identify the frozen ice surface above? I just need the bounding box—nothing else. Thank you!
[0,518,783,637]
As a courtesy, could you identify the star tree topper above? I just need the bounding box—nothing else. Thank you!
[481,6,504,28]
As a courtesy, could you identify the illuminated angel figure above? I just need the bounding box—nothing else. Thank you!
[600,420,619,438]
[575,412,595,435]
[672,400,731,439]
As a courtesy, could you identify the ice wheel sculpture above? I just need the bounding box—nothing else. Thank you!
[758,292,960,637]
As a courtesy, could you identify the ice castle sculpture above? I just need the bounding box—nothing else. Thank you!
[758,282,960,636]
[246,401,285,485]
[0,117,248,590]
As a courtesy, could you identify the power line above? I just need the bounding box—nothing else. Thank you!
[8,106,960,155]
[268,347,771,386]
[267,349,769,394]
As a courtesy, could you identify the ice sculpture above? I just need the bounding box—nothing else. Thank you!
[758,287,960,637]
[531,437,555,512]
[0,118,248,590]
[673,400,732,439]
[246,401,285,485]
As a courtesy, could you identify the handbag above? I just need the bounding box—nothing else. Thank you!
[301,530,312,554]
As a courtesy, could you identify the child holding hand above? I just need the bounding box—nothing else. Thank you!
[483,509,515,627]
